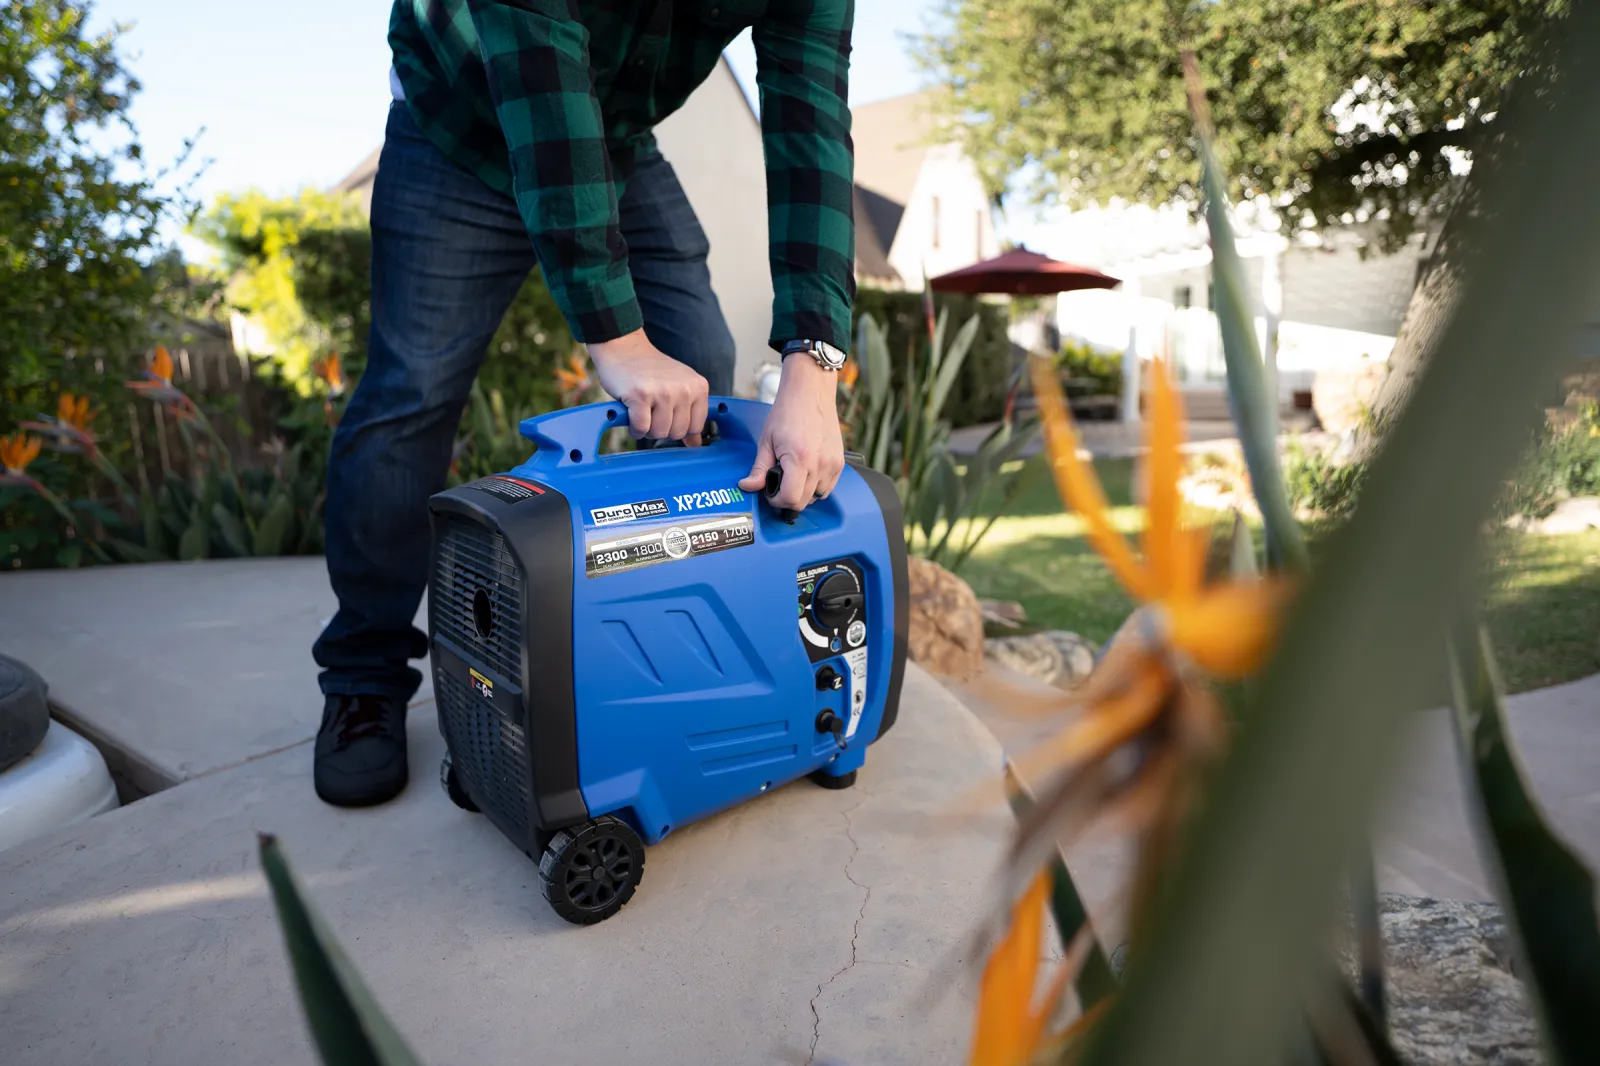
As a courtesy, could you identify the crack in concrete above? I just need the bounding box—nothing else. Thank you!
[806,798,871,1066]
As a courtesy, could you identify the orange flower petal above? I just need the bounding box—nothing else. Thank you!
[1163,577,1295,678]
[151,346,173,382]
[971,871,1051,1066]
[1170,524,1210,604]
[1,433,42,475]
[1031,357,1150,600]
[1010,663,1170,782]
[1142,360,1184,599]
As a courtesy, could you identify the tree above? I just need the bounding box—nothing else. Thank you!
[1,0,190,430]
[918,0,1564,250]
[918,0,1575,433]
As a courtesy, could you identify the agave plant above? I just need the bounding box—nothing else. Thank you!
[843,309,1038,569]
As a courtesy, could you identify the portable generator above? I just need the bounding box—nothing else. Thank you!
[427,397,908,924]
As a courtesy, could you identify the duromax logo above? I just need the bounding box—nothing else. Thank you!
[672,487,744,512]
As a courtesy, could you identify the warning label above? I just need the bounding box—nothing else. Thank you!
[585,514,754,578]
[468,475,545,503]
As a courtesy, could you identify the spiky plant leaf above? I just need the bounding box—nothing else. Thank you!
[259,835,425,1066]
[1447,624,1600,1064]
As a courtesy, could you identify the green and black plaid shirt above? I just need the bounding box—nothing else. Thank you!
[390,0,856,352]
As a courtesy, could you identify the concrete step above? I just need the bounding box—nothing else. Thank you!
[0,559,431,798]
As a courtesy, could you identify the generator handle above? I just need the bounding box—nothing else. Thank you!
[519,396,769,468]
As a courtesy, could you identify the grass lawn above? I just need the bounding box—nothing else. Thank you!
[956,457,1600,695]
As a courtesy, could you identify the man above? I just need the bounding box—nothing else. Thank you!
[310,0,857,807]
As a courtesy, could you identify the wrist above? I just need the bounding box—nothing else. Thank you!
[780,354,838,396]
[588,329,648,364]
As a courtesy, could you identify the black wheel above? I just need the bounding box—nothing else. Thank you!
[539,816,646,924]
[809,767,858,790]
[439,754,478,813]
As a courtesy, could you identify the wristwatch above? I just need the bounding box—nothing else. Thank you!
[780,338,848,371]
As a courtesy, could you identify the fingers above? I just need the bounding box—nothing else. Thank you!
[627,398,653,439]
[688,391,708,441]
[771,448,820,510]
[739,438,777,492]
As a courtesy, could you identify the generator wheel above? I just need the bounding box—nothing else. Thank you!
[539,816,645,925]
[809,767,858,790]
[439,754,479,813]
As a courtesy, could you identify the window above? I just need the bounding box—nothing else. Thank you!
[1174,285,1192,309]
[931,196,941,250]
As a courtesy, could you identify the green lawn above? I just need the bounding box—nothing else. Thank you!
[957,457,1600,695]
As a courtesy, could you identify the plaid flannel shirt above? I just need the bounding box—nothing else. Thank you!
[390,0,856,351]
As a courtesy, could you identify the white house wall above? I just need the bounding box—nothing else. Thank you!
[653,61,773,397]
[886,143,997,284]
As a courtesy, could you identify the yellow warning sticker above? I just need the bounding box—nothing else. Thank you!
[469,668,493,699]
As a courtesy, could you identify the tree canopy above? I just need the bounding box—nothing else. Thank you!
[917,0,1568,249]
[1,0,189,422]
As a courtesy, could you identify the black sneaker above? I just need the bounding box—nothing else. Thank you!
[314,694,409,807]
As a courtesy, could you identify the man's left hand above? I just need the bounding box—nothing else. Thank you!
[739,356,844,512]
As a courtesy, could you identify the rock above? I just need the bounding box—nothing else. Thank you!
[985,630,1096,689]
[1517,496,1600,535]
[979,599,1029,629]
[1340,894,1540,1066]
[906,556,986,680]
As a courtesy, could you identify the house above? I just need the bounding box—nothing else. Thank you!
[850,91,1001,289]
[332,75,997,395]
[1039,197,1431,419]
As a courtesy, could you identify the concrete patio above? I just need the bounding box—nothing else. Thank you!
[2,557,1597,1065]
[0,559,1011,1066]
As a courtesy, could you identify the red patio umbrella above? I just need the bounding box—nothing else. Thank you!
[928,246,1120,295]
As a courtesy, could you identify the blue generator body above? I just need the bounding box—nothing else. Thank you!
[427,397,908,924]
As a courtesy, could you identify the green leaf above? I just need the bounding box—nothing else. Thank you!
[1447,624,1600,1064]
[140,489,167,556]
[212,503,252,557]
[1229,511,1258,578]
[929,314,982,420]
[254,493,295,557]
[1192,103,1307,575]
[1076,20,1600,1066]
[258,835,425,1066]
[178,507,208,561]
[55,542,84,569]
[864,315,892,414]
[105,536,168,563]
[1004,765,1117,1010]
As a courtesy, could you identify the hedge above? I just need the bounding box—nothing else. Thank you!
[850,288,1013,428]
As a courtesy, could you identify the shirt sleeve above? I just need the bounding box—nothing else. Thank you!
[467,1,642,343]
[753,0,857,353]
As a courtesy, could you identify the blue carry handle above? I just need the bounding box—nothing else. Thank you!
[518,396,768,470]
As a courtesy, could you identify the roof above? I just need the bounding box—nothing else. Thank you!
[851,91,942,207]
[333,146,380,198]
[852,186,898,283]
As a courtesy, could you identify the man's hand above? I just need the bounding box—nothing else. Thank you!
[589,329,709,443]
[739,356,844,512]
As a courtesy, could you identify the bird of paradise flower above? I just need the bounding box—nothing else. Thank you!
[20,393,98,457]
[965,355,1294,1066]
[554,351,597,408]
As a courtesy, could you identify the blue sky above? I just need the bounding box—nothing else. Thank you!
[89,0,946,215]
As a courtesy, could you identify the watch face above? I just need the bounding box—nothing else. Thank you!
[818,342,847,369]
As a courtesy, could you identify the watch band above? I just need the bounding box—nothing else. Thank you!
[780,338,847,371]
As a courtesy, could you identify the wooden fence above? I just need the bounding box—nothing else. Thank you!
[120,343,295,492]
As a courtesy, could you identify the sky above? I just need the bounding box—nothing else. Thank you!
[89,0,947,222]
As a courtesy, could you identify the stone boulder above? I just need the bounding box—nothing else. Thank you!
[906,557,986,680]
[985,631,1097,689]
[1343,894,1540,1066]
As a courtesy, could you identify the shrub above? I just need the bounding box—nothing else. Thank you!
[850,288,1012,427]
[1057,339,1123,398]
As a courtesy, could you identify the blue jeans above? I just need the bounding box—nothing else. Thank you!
[314,103,737,702]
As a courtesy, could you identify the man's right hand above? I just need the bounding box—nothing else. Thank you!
[588,329,710,444]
